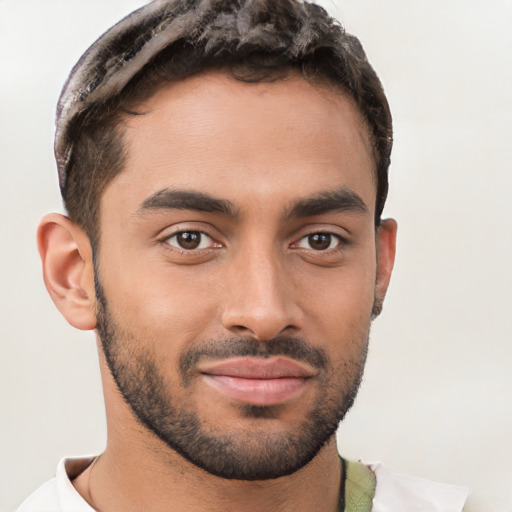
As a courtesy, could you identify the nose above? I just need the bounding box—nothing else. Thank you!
[221,242,304,341]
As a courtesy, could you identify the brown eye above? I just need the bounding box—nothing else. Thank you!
[297,233,340,251]
[167,231,211,250]
[308,233,331,250]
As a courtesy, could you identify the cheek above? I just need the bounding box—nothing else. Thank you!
[297,252,377,327]
[98,253,221,348]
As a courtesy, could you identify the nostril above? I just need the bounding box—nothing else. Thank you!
[232,325,250,332]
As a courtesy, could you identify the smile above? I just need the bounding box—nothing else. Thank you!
[199,357,315,406]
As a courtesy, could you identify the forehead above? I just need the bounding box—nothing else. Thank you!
[105,71,376,215]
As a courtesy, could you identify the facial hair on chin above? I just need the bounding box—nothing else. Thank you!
[94,272,370,481]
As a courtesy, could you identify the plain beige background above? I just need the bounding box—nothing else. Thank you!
[1,1,511,511]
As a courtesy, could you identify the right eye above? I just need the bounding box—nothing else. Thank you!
[165,231,216,251]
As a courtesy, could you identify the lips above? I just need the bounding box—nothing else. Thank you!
[198,357,314,406]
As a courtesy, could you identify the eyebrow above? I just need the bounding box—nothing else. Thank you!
[286,188,368,218]
[137,189,238,217]
[136,186,367,220]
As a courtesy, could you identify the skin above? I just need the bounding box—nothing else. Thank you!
[38,72,396,511]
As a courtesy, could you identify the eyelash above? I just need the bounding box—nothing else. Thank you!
[162,231,221,252]
[292,232,347,253]
[160,229,347,255]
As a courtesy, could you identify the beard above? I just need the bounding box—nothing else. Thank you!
[95,275,370,481]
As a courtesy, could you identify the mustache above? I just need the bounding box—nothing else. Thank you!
[179,336,328,384]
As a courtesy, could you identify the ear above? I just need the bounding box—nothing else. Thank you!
[37,213,97,330]
[373,218,397,317]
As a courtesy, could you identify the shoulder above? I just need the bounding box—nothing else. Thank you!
[15,457,96,512]
[369,462,469,512]
[15,477,60,512]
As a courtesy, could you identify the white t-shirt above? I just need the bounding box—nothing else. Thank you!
[16,457,469,511]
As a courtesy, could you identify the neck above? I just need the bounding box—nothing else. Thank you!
[79,435,341,512]
[74,345,343,511]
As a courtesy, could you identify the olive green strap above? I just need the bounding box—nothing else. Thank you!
[343,459,377,512]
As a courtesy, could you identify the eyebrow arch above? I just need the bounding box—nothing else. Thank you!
[286,188,368,218]
[137,188,238,217]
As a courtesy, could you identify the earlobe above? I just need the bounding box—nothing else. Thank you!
[373,218,397,317]
[37,214,97,330]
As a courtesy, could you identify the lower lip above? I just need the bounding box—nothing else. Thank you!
[202,375,308,406]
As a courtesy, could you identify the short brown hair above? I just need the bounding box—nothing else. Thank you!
[58,0,392,248]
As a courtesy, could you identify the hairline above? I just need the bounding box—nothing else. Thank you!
[86,68,380,253]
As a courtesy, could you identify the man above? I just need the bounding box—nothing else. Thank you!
[17,0,468,510]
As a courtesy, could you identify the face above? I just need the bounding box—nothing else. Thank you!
[94,72,393,480]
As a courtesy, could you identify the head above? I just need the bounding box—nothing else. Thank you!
[57,0,392,251]
[39,0,396,481]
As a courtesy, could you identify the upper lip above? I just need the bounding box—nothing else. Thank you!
[198,356,316,379]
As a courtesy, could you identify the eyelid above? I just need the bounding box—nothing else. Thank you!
[289,224,350,247]
[165,231,218,250]
[157,223,224,253]
[294,232,344,251]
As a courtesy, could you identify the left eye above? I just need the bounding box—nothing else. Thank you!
[296,233,341,251]
[166,231,214,250]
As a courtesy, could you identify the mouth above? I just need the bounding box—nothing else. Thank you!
[198,357,315,406]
